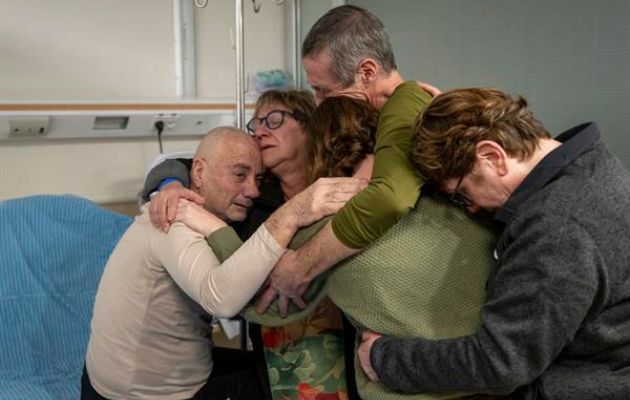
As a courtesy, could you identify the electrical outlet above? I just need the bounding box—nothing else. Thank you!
[153,113,180,130]
[9,116,50,137]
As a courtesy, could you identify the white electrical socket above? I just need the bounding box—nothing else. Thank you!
[9,116,50,137]
[153,113,180,130]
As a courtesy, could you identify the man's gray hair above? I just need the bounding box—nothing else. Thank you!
[302,5,397,87]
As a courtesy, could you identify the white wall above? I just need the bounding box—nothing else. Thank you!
[0,0,290,203]
[0,0,290,99]
[0,138,197,204]
[1,1,175,99]
[195,0,289,98]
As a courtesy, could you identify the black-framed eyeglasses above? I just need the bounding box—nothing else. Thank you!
[450,176,474,208]
[246,110,299,134]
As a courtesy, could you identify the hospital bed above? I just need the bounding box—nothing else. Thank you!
[0,195,132,399]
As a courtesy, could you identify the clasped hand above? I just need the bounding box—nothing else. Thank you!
[288,176,368,228]
[257,177,367,317]
[149,182,206,232]
[358,330,383,382]
[255,250,307,317]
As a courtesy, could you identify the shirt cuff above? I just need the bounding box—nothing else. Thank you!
[207,226,243,262]
[157,177,183,191]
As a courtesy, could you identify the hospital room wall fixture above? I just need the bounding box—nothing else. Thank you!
[0,103,253,141]
[0,0,301,142]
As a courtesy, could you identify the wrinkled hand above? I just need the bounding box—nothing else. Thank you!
[358,330,383,382]
[256,286,306,318]
[417,81,442,98]
[270,250,309,297]
[289,177,368,228]
[173,199,226,237]
[149,182,205,232]
[256,250,309,316]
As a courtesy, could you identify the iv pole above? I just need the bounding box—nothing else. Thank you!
[292,0,301,89]
[234,0,299,129]
[194,0,299,129]
[189,0,302,351]
[234,0,246,130]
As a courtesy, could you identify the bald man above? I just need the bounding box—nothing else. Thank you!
[82,127,365,400]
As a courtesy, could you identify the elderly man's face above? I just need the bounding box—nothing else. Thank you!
[302,52,369,105]
[200,137,263,223]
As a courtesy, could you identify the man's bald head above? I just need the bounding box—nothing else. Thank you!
[194,126,255,162]
[191,126,263,223]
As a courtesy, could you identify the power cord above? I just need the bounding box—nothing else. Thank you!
[154,120,164,154]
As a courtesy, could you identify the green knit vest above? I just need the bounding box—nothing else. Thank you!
[233,194,497,400]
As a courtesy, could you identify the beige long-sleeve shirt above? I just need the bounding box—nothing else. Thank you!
[86,205,284,400]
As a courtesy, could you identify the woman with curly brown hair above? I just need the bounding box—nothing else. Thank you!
[242,95,498,400]
[307,96,379,182]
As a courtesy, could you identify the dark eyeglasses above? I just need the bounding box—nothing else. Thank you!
[450,176,474,208]
[246,110,300,134]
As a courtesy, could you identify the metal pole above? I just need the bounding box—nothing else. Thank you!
[292,0,301,89]
[235,0,248,350]
[173,0,197,98]
[235,0,245,129]
[173,0,184,98]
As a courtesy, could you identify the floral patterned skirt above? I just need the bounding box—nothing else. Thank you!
[261,298,348,400]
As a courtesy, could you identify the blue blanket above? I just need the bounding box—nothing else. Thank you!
[0,195,132,400]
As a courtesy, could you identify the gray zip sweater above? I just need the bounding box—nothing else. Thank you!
[371,123,630,399]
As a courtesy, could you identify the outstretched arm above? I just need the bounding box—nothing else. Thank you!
[168,177,367,316]
[360,218,601,395]
[153,218,284,319]
[258,221,355,314]
[264,82,432,302]
[177,177,367,249]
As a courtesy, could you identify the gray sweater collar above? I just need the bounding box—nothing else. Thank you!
[494,122,601,224]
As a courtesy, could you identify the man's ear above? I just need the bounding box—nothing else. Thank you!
[475,140,509,176]
[191,158,206,188]
[356,58,379,84]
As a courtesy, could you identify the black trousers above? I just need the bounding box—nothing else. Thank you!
[248,322,273,400]
[80,366,109,400]
[191,347,262,400]
[81,347,262,400]
[341,314,361,400]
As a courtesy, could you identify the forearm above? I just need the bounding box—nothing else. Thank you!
[207,226,243,262]
[262,176,367,256]
[331,168,421,248]
[298,221,359,281]
[331,81,429,248]
[198,224,285,317]
[263,202,300,247]
[370,220,602,394]
[159,223,284,318]
[206,200,315,266]
[372,333,521,394]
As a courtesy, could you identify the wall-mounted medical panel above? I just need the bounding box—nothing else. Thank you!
[0,106,253,141]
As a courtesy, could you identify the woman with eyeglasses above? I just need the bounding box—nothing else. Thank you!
[141,80,437,400]
[240,90,352,400]
[141,90,356,400]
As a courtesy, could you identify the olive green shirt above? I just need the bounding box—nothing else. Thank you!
[331,81,432,249]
